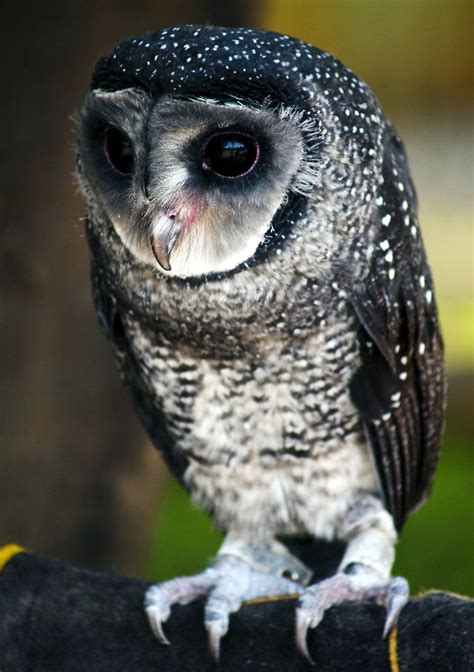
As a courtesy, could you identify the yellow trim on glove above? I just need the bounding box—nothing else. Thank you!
[244,592,300,606]
[0,544,25,571]
[388,627,400,672]
[415,588,472,601]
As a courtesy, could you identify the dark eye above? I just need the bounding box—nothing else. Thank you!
[104,128,134,175]
[202,132,260,178]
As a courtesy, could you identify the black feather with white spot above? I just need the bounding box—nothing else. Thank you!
[349,128,446,529]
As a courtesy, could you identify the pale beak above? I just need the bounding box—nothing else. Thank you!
[147,195,205,272]
[150,215,181,271]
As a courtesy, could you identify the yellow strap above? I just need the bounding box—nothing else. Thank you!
[244,592,300,606]
[415,588,472,602]
[388,627,400,672]
[0,544,25,571]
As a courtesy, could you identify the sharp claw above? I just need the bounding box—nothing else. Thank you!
[295,608,316,665]
[206,619,227,661]
[383,599,404,638]
[383,577,409,638]
[145,606,171,645]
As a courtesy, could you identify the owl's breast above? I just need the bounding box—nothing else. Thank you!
[124,313,376,537]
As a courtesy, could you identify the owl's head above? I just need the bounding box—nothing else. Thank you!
[77,26,383,279]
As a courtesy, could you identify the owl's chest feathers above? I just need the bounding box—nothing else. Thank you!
[126,283,376,536]
[128,254,342,355]
[135,315,363,464]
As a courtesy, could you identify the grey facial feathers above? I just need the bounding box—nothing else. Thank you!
[77,91,319,277]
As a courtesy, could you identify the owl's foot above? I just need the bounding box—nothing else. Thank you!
[145,553,304,659]
[295,564,409,663]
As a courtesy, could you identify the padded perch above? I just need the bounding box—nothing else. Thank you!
[0,546,472,671]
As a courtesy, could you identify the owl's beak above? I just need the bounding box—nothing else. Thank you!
[150,218,180,272]
[148,197,205,272]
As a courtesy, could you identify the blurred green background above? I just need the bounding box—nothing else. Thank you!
[1,0,472,597]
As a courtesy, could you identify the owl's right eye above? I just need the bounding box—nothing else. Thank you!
[104,128,134,175]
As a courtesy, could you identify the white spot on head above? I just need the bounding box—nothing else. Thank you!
[382,214,391,226]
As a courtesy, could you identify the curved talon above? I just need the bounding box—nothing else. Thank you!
[204,593,233,660]
[382,577,409,637]
[145,605,171,645]
[143,554,326,658]
[206,618,228,661]
[295,571,409,663]
[295,609,315,664]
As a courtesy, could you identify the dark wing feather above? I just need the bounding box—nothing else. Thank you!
[349,130,446,531]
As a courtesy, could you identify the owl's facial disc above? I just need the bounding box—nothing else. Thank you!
[78,91,313,278]
[139,98,308,277]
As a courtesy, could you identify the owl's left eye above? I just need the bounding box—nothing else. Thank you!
[104,127,134,175]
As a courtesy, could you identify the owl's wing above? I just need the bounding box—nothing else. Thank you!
[349,131,446,531]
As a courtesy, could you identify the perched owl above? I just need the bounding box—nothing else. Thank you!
[76,25,446,660]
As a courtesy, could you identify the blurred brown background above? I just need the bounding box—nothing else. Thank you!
[1,1,472,592]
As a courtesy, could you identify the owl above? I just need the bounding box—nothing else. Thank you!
[76,25,446,660]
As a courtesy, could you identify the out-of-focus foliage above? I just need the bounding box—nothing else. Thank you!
[149,481,223,582]
[394,436,473,594]
[260,0,473,112]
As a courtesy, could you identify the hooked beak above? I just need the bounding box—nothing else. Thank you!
[148,197,205,272]
[150,216,181,271]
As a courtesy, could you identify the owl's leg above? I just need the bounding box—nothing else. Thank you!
[295,494,409,662]
[145,535,311,659]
